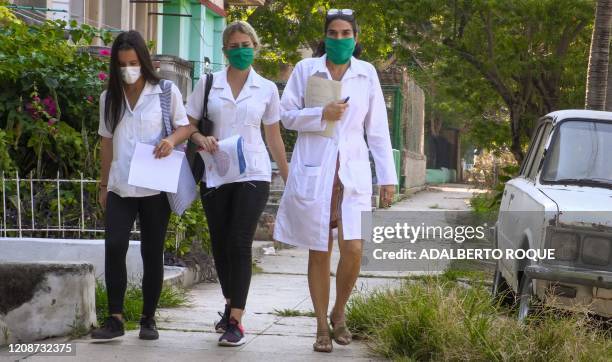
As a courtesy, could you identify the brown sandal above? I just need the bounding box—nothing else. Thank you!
[313,330,333,353]
[330,317,352,345]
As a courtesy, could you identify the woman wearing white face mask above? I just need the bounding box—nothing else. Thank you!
[92,31,192,341]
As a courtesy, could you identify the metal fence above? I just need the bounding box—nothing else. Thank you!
[0,171,138,238]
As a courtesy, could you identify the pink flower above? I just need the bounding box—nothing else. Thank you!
[48,118,58,126]
[33,96,40,103]
[99,49,111,57]
[87,95,94,102]
[98,72,107,81]
[25,102,39,119]
[42,96,57,117]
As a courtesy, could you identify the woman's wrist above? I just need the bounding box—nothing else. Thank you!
[189,130,201,141]
[160,138,174,147]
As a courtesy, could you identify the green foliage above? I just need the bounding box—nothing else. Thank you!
[165,199,211,257]
[227,1,396,79]
[0,129,15,172]
[470,163,520,216]
[231,1,595,162]
[280,125,297,152]
[391,0,593,161]
[347,275,612,361]
[0,6,110,178]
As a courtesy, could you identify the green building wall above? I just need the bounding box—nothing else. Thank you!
[157,0,226,86]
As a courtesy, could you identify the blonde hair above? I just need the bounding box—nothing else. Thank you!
[222,20,260,50]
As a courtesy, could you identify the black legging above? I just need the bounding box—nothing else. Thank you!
[104,191,171,318]
[201,181,270,310]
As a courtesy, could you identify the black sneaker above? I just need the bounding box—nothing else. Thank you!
[139,316,159,340]
[91,316,125,340]
[215,304,230,333]
[218,317,246,346]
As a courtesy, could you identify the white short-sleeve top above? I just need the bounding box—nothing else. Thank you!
[98,81,189,198]
[185,67,280,185]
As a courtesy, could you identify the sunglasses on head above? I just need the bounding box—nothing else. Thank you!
[327,8,354,18]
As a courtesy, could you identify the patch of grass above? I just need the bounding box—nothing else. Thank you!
[158,283,191,308]
[429,204,440,209]
[470,192,499,219]
[68,318,89,339]
[347,276,611,361]
[95,280,190,330]
[273,309,316,317]
[403,267,490,285]
[67,305,90,338]
[252,262,264,274]
[2,325,10,343]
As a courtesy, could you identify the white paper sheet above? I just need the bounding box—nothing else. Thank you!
[127,142,184,193]
[199,135,245,188]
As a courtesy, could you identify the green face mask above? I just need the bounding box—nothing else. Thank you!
[225,47,254,70]
[325,37,355,65]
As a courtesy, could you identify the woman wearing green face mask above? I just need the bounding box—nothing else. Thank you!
[274,10,398,353]
[185,21,289,347]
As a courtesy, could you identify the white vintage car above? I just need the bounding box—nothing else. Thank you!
[492,110,612,320]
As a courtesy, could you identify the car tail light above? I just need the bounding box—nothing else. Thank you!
[581,237,611,266]
[550,232,579,261]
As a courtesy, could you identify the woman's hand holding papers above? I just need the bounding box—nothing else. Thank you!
[192,132,219,153]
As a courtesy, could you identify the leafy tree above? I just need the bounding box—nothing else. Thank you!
[227,0,396,78]
[229,0,595,164]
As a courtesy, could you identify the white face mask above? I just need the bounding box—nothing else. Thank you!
[120,66,141,84]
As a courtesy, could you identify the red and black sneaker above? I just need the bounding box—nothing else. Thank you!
[218,317,246,346]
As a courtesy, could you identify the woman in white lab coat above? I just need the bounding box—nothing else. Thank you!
[273,9,397,353]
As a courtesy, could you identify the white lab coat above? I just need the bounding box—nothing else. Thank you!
[273,55,398,251]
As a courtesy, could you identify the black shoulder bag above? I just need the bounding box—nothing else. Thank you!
[187,73,214,183]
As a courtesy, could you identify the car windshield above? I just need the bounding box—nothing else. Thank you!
[541,120,612,186]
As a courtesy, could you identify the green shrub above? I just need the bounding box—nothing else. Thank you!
[0,6,111,178]
[165,199,211,256]
[347,276,611,361]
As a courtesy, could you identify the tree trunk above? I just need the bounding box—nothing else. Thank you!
[585,0,612,110]
[509,107,524,165]
[606,40,612,110]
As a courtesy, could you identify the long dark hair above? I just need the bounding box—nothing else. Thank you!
[314,13,362,58]
[104,30,160,133]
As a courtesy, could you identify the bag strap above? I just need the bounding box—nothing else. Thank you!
[199,73,213,133]
[159,79,173,137]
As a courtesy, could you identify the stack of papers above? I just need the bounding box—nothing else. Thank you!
[128,143,185,193]
[199,135,247,188]
[304,75,342,138]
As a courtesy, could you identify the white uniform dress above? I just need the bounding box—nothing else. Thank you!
[185,67,281,185]
[98,81,189,198]
[273,55,398,251]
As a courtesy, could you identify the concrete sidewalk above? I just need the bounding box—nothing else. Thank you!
[6,245,398,361]
[2,184,479,361]
[391,183,486,211]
